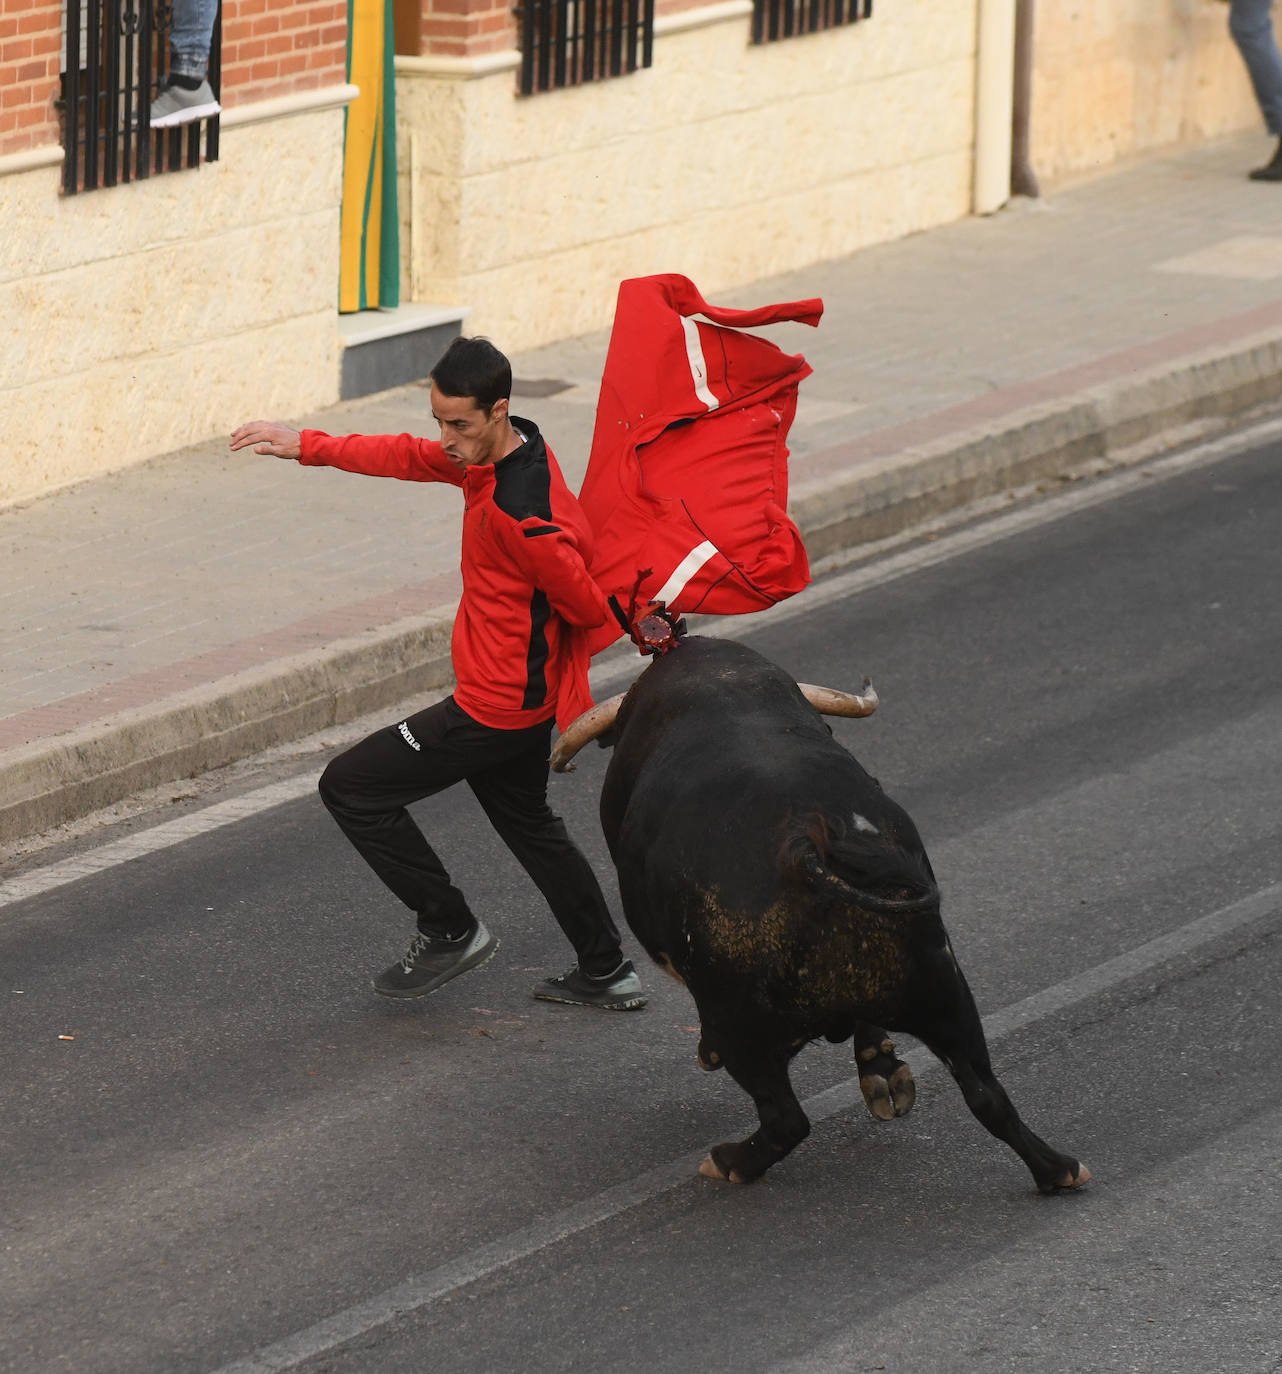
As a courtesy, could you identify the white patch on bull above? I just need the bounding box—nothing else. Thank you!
[852,812,879,834]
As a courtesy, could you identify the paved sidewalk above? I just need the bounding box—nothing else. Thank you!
[6,132,1282,847]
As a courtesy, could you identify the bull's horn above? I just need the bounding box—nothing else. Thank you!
[798,678,879,718]
[549,692,627,772]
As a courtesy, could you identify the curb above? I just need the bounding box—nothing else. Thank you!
[0,612,454,845]
[791,326,1282,560]
[4,329,1282,848]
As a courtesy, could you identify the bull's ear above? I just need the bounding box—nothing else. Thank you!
[595,728,617,751]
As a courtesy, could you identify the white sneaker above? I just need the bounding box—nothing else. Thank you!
[149,76,220,129]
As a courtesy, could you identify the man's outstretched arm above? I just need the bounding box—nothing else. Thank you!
[229,423,461,486]
[229,421,301,459]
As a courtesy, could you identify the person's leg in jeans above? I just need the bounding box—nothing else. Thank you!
[1229,0,1282,177]
[150,0,221,127]
[169,0,219,79]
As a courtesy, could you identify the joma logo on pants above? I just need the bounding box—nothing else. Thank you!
[397,721,421,752]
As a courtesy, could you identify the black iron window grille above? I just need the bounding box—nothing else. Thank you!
[517,0,653,96]
[752,0,870,44]
[61,0,221,194]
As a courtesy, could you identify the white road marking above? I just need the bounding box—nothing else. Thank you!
[0,775,317,907]
[209,879,1282,1373]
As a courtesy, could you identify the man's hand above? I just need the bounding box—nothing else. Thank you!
[229,421,302,459]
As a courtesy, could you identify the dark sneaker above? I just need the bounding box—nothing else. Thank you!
[373,921,497,999]
[532,959,646,1011]
[1248,138,1282,182]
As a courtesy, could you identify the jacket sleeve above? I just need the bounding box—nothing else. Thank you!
[507,517,612,629]
[298,430,464,488]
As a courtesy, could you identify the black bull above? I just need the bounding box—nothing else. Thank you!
[552,636,1089,1193]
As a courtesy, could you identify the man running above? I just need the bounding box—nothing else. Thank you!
[229,336,645,1011]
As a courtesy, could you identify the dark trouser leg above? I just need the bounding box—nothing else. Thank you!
[318,698,498,935]
[1230,0,1282,136]
[318,698,622,971]
[467,725,624,978]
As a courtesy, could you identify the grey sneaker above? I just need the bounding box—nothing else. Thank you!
[149,76,220,129]
[532,959,647,1011]
[373,920,498,999]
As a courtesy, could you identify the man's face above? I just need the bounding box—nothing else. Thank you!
[430,384,509,469]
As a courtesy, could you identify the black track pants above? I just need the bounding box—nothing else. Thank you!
[317,696,624,976]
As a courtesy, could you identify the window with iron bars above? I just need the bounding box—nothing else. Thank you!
[517,0,654,96]
[61,0,221,194]
[752,0,870,44]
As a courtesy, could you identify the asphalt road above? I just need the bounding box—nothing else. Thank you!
[3,436,1282,1374]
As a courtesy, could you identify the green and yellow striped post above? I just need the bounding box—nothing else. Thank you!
[340,0,399,312]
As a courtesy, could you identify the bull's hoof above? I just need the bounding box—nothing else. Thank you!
[1038,1161,1091,1193]
[856,1039,916,1121]
[699,1154,731,1181]
[699,1147,751,1184]
[697,1039,723,1072]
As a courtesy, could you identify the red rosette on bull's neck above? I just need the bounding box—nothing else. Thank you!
[579,273,822,655]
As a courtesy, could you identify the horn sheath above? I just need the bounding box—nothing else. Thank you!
[798,679,879,718]
[549,692,627,772]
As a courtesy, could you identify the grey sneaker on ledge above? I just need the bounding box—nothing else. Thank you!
[149,76,221,129]
[532,959,647,1010]
[373,920,498,999]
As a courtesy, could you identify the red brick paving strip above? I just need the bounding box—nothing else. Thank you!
[798,297,1282,479]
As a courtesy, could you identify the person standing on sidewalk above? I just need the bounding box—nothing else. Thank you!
[228,336,645,1012]
[1226,0,1282,180]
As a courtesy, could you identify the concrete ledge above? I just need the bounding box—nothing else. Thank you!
[219,83,360,129]
[395,51,521,80]
[4,327,1282,846]
[338,305,470,399]
[0,143,63,178]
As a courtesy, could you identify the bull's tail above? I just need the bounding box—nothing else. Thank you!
[780,813,938,915]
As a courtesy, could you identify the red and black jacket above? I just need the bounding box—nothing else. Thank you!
[297,418,610,731]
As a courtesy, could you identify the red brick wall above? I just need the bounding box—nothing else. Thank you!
[654,0,719,18]
[407,0,704,62]
[0,0,349,161]
[416,0,514,59]
[221,0,348,109]
[0,0,61,156]
[0,0,712,153]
